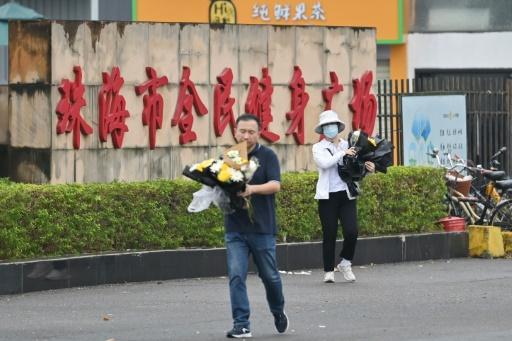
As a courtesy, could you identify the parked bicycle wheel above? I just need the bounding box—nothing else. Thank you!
[445,194,461,217]
[447,192,481,225]
[490,199,512,231]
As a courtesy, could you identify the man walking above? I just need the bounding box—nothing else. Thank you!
[224,113,288,338]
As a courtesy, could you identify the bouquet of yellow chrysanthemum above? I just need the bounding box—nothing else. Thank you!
[183,141,259,213]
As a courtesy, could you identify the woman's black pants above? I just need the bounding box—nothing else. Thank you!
[318,190,358,272]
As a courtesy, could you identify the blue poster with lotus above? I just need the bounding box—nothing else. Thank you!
[401,94,467,166]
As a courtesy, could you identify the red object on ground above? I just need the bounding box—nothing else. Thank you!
[438,216,466,232]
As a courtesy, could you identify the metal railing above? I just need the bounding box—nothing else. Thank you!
[377,75,512,173]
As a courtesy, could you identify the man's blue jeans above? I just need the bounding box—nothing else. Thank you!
[225,232,285,329]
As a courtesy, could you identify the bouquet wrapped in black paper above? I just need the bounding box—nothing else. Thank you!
[182,141,259,213]
[338,130,394,196]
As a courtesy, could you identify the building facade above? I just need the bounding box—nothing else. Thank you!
[134,0,407,82]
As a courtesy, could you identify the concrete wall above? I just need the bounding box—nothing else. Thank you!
[0,85,7,178]
[0,85,7,145]
[7,20,376,184]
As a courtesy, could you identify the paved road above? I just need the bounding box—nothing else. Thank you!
[1,258,512,341]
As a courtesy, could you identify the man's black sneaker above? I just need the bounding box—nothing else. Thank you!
[274,311,289,333]
[226,326,252,338]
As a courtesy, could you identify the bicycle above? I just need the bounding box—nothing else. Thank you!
[429,148,512,230]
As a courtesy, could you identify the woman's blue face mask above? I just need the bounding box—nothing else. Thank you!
[322,124,339,139]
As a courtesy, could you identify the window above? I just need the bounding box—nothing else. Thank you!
[409,0,512,32]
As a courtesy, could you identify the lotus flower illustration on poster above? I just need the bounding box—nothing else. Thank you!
[401,95,467,166]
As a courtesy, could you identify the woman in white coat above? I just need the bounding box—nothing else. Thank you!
[312,110,375,283]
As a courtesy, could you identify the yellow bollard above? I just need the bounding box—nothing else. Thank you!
[501,231,512,257]
[468,225,504,258]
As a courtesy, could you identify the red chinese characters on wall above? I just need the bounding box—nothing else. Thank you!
[317,71,344,141]
[322,71,343,110]
[55,65,377,148]
[135,67,169,149]
[245,67,280,143]
[172,66,209,145]
[349,71,377,135]
[55,66,93,149]
[285,66,309,145]
[99,67,130,148]
[213,68,236,138]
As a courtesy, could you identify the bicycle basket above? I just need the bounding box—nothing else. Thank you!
[445,173,472,197]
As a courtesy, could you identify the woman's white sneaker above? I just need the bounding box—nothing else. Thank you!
[337,263,356,282]
[323,271,335,283]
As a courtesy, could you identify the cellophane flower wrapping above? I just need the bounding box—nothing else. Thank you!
[344,130,394,177]
[338,130,394,197]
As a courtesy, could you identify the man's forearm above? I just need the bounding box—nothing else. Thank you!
[248,181,280,195]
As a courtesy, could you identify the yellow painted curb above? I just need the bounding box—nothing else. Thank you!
[468,225,504,258]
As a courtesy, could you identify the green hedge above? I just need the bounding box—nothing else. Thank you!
[0,166,446,261]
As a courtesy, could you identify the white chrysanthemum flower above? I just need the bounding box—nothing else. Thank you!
[241,158,259,180]
[230,169,244,182]
[227,150,239,158]
[249,159,259,171]
[232,156,243,164]
[210,160,223,173]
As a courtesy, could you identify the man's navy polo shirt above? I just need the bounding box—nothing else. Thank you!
[224,143,280,235]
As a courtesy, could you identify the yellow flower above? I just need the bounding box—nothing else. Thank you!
[195,159,214,172]
[217,163,231,182]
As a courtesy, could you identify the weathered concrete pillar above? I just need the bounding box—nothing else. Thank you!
[468,225,505,258]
